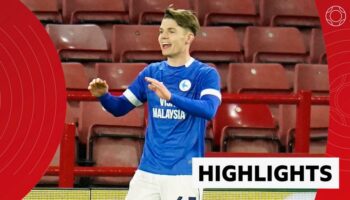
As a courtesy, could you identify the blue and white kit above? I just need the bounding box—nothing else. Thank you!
[99,57,221,175]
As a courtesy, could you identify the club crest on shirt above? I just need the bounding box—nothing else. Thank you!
[179,79,191,92]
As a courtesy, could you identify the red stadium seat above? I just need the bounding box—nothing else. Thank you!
[244,27,306,63]
[196,0,257,26]
[244,26,307,63]
[308,29,327,64]
[62,62,89,125]
[95,63,147,91]
[227,63,291,94]
[190,26,242,62]
[259,0,320,27]
[62,62,89,90]
[205,63,230,91]
[205,121,214,152]
[279,105,329,154]
[112,25,163,62]
[294,64,329,96]
[90,131,143,186]
[227,63,292,122]
[47,24,111,62]
[81,102,144,186]
[191,27,242,90]
[62,0,129,24]
[279,64,329,153]
[20,0,62,23]
[79,102,144,144]
[129,0,193,24]
[214,103,280,152]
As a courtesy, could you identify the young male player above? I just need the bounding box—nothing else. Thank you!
[88,7,221,200]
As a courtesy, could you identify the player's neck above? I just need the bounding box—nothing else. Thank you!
[167,54,192,67]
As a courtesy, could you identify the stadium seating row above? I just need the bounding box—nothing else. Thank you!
[21,0,320,28]
[60,101,328,186]
[63,61,329,147]
[43,101,328,186]
[46,24,326,65]
[63,62,329,94]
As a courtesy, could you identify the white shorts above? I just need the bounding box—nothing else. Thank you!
[126,170,202,200]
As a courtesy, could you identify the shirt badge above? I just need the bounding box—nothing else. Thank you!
[179,79,191,92]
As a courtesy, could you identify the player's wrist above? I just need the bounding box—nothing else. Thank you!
[93,91,106,98]
[97,91,109,99]
[166,92,172,101]
[168,93,178,103]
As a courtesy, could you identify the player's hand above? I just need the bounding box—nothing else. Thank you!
[145,77,171,100]
[88,78,109,97]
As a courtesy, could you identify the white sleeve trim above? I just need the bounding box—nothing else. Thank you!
[200,89,222,101]
[123,89,143,107]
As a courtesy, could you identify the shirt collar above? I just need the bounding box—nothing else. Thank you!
[185,57,195,67]
[166,57,195,68]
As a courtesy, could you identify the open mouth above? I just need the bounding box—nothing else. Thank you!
[162,43,171,50]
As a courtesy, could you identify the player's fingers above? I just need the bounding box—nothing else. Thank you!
[92,78,101,84]
[95,82,106,89]
[94,79,102,85]
[89,80,98,88]
[89,85,98,91]
[148,84,157,91]
[146,78,164,90]
[145,77,153,83]
[89,82,100,90]
[89,79,95,85]
[103,80,109,87]
[145,77,161,85]
[89,80,104,89]
[88,82,95,89]
[148,83,156,89]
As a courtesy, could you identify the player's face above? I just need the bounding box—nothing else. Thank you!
[158,18,191,58]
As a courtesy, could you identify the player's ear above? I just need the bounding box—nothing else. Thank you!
[185,32,194,45]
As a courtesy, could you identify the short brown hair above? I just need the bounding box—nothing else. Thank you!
[163,7,200,36]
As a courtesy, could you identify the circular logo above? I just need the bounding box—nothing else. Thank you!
[179,79,192,92]
[325,5,347,27]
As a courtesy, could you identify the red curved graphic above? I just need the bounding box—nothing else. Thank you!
[315,0,350,199]
[0,1,66,199]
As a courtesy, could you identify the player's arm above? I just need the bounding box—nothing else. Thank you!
[169,94,220,120]
[145,68,221,120]
[88,78,135,117]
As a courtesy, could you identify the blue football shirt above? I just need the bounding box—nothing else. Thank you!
[122,58,221,175]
